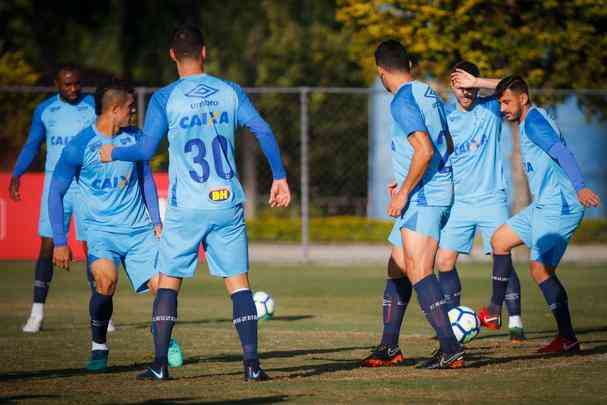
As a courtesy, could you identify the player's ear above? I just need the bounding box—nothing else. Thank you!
[200,46,206,63]
[169,48,178,63]
[520,92,529,106]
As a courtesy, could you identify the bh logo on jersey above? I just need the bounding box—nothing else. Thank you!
[208,187,231,203]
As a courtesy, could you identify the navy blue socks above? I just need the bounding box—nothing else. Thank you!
[152,288,178,366]
[380,277,412,347]
[33,258,53,303]
[231,289,259,365]
[539,276,576,341]
[505,269,522,317]
[489,254,514,315]
[438,268,461,312]
[415,275,461,355]
[90,291,113,345]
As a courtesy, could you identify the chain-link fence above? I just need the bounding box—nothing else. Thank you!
[1,86,606,259]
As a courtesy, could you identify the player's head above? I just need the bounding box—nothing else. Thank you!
[374,39,413,93]
[55,64,82,104]
[94,79,136,128]
[169,24,206,64]
[450,61,480,110]
[495,75,530,122]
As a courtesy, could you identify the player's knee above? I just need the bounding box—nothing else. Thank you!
[436,252,456,272]
[491,234,509,254]
[95,275,117,295]
[387,256,405,278]
[39,237,54,260]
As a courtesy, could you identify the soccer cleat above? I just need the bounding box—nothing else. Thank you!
[168,338,184,368]
[22,316,43,333]
[86,350,109,372]
[361,344,406,367]
[107,319,116,333]
[137,363,170,380]
[538,336,580,354]
[244,362,271,382]
[509,327,527,343]
[417,348,464,370]
[478,307,501,330]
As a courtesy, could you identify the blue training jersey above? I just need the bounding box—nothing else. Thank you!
[390,81,453,206]
[446,96,507,205]
[49,125,160,245]
[112,73,286,211]
[519,106,581,210]
[12,94,96,176]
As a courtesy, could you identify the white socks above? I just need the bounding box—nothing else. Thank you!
[92,341,108,351]
[508,315,523,329]
[30,303,44,319]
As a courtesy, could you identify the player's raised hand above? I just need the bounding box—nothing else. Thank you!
[53,245,73,271]
[269,178,291,208]
[99,144,114,163]
[451,68,477,89]
[9,176,21,201]
[577,188,601,207]
[387,189,408,218]
[154,224,163,239]
[387,181,398,197]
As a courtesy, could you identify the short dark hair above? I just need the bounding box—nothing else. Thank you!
[55,63,80,79]
[375,39,412,72]
[495,75,529,99]
[452,60,480,77]
[94,78,133,115]
[170,24,205,60]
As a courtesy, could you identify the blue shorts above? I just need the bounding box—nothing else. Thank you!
[508,203,584,267]
[388,205,451,246]
[87,226,159,293]
[439,202,509,255]
[39,172,87,241]
[159,204,248,279]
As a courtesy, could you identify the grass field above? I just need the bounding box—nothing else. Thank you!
[1,260,606,404]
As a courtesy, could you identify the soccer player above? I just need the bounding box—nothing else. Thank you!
[9,65,99,333]
[436,61,526,342]
[49,80,183,371]
[99,25,291,381]
[366,39,463,369]
[453,73,600,353]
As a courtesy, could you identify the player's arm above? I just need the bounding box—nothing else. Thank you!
[9,106,46,201]
[525,110,600,207]
[101,93,168,162]
[48,145,82,270]
[139,160,162,237]
[234,84,290,208]
[387,97,433,217]
[451,69,500,90]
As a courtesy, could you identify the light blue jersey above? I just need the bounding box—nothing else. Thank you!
[49,125,160,245]
[390,81,453,207]
[13,94,96,176]
[519,106,581,211]
[446,96,506,205]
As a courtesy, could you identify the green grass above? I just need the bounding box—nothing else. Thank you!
[1,260,606,404]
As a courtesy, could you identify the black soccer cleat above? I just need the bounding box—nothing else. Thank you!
[136,363,170,381]
[244,362,271,382]
[417,348,464,370]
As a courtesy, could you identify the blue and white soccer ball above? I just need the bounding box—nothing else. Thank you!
[253,291,275,321]
[448,305,480,344]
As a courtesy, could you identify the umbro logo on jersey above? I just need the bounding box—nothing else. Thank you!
[185,83,219,99]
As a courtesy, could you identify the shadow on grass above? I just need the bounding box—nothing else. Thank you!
[0,362,148,382]
[0,395,60,404]
[474,325,607,342]
[111,395,292,405]
[466,343,607,368]
[189,345,372,365]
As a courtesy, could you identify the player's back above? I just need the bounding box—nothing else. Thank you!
[519,106,580,210]
[36,94,96,172]
[150,74,245,210]
[390,81,453,206]
[64,125,151,232]
[447,96,506,205]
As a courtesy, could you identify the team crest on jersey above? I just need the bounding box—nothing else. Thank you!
[185,83,219,99]
[208,187,231,202]
[50,106,61,112]
[119,137,132,145]
[89,141,103,153]
[77,106,89,111]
